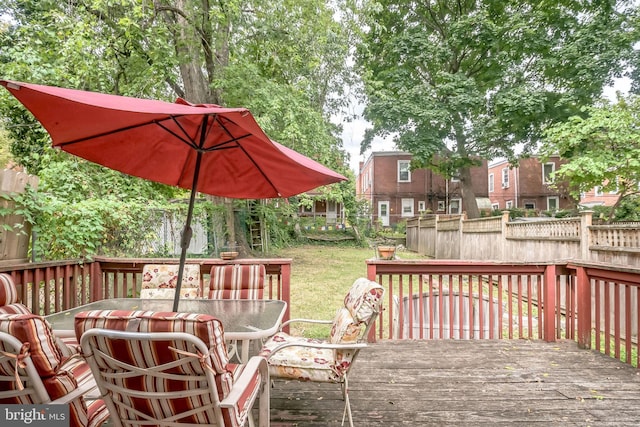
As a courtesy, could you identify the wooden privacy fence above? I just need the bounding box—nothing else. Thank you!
[406,210,640,266]
[0,169,38,265]
[367,259,640,368]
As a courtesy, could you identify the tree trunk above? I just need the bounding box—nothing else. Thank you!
[459,167,480,219]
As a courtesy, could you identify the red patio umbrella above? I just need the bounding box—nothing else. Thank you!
[1,80,347,310]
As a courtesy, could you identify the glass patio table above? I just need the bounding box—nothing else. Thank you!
[45,298,287,363]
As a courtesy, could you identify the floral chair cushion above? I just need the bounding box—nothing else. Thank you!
[260,278,385,383]
[207,264,265,299]
[344,277,385,323]
[140,264,201,298]
[259,333,355,383]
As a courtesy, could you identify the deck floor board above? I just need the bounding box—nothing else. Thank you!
[269,339,640,426]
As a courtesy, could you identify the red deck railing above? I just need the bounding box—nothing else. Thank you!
[2,256,638,368]
[0,257,292,329]
[367,259,640,368]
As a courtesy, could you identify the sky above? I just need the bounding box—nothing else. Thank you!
[340,76,633,175]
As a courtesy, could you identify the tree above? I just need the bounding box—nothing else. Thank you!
[0,0,355,255]
[356,0,638,218]
[540,96,640,222]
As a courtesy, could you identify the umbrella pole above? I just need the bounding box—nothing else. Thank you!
[173,150,203,312]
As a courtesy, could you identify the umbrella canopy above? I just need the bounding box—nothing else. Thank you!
[1,80,347,310]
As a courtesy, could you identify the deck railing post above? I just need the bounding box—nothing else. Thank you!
[543,264,557,342]
[366,262,379,342]
[280,262,291,334]
[576,266,592,349]
[90,260,103,302]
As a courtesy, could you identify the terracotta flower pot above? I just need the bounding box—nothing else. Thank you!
[377,245,396,260]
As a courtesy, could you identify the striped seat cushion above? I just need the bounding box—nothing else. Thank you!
[75,310,259,427]
[74,310,230,374]
[0,313,106,427]
[0,303,32,315]
[208,264,265,299]
[0,273,18,306]
[0,313,63,376]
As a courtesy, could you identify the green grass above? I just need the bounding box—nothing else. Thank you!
[271,244,426,337]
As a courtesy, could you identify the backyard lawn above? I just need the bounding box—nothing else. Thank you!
[271,244,426,337]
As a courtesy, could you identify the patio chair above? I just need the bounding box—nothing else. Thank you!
[140,263,202,299]
[75,309,270,427]
[0,272,77,356]
[258,277,384,427]
[0,314,109,427]
[207,264,266,299]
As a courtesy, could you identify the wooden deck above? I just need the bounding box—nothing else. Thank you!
[270,340,640,426]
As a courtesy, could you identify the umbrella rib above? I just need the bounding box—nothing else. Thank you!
[236,144,283,197]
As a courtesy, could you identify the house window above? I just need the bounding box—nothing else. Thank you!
[418,201,426,212]
[542,162,555,184]
[547,196,559,211]
[501,168,509,188]
[524,202,535,210]
[506,200,513,209]
[491,203,499,210]
[401,198,414,217]
[609,177,619,194]
[488,173,494,193]
[437,201,445,211]
[594,186,603,197]
[449,199,461,214]
[398,160,411,183]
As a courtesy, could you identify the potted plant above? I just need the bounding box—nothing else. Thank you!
[377,245,396,260]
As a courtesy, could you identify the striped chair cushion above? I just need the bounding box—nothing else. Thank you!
[207,264,265,299]
[0,315,106,427]
[140,264,201,298]
[76,310,259,426]
[0,273,18,306]
[0,313,63,376]
[74,310,230,374]
[0,303,32,315]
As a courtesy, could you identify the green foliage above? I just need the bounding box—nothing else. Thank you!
[591,196,640,222]
[4,183,215,260]
[541,95,640,220]
[356,0,638,218]
[0,0,356,255]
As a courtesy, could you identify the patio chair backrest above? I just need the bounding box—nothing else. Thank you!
[330,277,385,345]
[0,273,33,315]
[76,310,260,427]
[0,314,109,427]
[0,273,18,306]
[207,264,265,299]
[140,264,201,299]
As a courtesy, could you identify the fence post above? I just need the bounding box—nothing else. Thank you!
[576,266,592,349]
[543,264,557,342]
[501,211,510,262]
[434,214,440,258]
[458,213,466,260]
[580,210,593,261]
